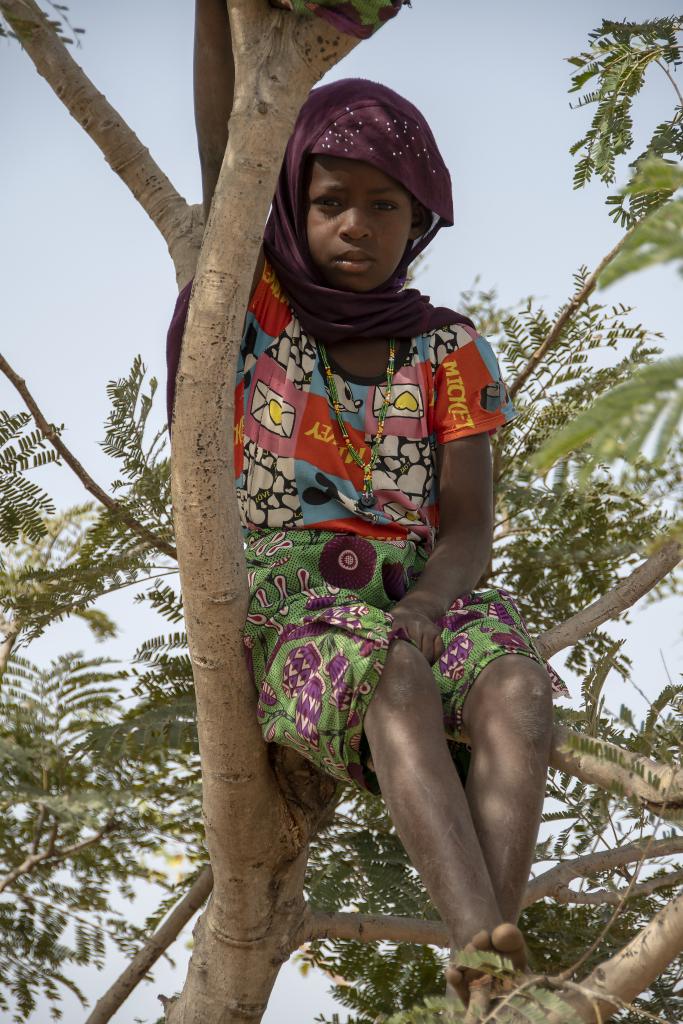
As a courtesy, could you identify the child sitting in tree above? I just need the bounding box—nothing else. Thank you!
[167,0,569,1004]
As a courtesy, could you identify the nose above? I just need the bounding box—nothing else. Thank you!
[339,206,371,240]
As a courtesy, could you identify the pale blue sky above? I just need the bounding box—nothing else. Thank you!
[1,2,681,1022]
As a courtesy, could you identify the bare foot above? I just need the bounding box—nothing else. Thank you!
[445,929,492,1006]
[447,924,528,1008]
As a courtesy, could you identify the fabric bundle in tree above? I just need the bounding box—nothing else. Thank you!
[280,0,406,38]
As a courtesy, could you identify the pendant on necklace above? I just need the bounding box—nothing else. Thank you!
[358,493,376,509]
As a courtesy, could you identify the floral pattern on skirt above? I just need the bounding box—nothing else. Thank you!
[243,529,569,793]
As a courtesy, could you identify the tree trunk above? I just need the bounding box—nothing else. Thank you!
[167,4,355,1021]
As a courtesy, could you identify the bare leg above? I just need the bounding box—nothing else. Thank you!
[364,640,503,949]
[462,653,554,926]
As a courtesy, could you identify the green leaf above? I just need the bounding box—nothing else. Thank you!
[530,356,683,476]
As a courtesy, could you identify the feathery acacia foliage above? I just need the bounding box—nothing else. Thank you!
[531,355,683,482]
[0,653,144,1021]
[569,16,683,226]
[0,411,58,547]
[599,157,683,288]
[0,644,204,1021]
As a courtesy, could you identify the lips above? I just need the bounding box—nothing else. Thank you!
[333,251,375,273]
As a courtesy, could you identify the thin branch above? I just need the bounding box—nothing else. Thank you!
[30,803,47,856]
[654,58,683,108]
[0,620,20,676]
[0,820,116,894]
[526,835,683,903]
[535,536,681,658]
[551,868,683,906]
[509,230,636,399]
[0,0,203,285]
[558,827,669,985]
[302,860,683,949]
[84,866,213,1024]
[0,352,177,561]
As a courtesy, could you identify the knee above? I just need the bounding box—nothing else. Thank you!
[464,656,553,743]
[372,640,439,714]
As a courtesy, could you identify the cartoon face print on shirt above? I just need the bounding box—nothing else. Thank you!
[331,372,363,414]
[243,438,301,529]
[432,323,478,366]
[269,319,318,388]
[374,434,434,507]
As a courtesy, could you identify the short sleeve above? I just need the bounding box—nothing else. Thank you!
[431,324,516,444]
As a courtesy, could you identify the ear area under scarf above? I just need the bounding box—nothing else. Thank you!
[409,198,430,240]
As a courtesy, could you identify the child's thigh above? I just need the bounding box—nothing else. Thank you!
[432,587,566,736]
[246,593,394,792]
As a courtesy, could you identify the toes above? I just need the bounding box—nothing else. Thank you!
[470,928,492,951]
[491,922,527,971]
[445,966,468,1007]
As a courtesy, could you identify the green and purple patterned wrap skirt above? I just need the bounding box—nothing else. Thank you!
[243,529,567,793]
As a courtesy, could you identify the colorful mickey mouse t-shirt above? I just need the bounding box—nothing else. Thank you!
[234,263,515,552]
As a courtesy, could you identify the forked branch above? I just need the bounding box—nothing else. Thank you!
[526,835,683,902]
[0,819,116,894]
[551,868,683,906]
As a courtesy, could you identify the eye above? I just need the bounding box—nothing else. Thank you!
[313,196,342,208]
[374,201,398,211]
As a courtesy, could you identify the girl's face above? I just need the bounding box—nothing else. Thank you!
[306,155,426,293]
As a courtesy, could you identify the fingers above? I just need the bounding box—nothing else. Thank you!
[389,611,444,664]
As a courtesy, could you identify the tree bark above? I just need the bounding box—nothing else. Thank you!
[551,725,683,820]
[84,867,214,1024]
[557,890,683,1023]
[166,4,356,1022]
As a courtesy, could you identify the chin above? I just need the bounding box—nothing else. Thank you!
[324,270,381,293]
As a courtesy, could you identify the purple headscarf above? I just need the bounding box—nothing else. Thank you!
[263,77,472,344]
[167,77,473,427]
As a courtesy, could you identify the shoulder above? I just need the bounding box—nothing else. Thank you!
[426,321,516,440]
[427,322,480,367]
[426,322,503,383]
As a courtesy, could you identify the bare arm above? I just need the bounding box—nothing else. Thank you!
[408,432,493,613]
[389,432,493,660]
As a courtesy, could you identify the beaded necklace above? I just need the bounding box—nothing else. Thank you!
[317,339,396,512]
